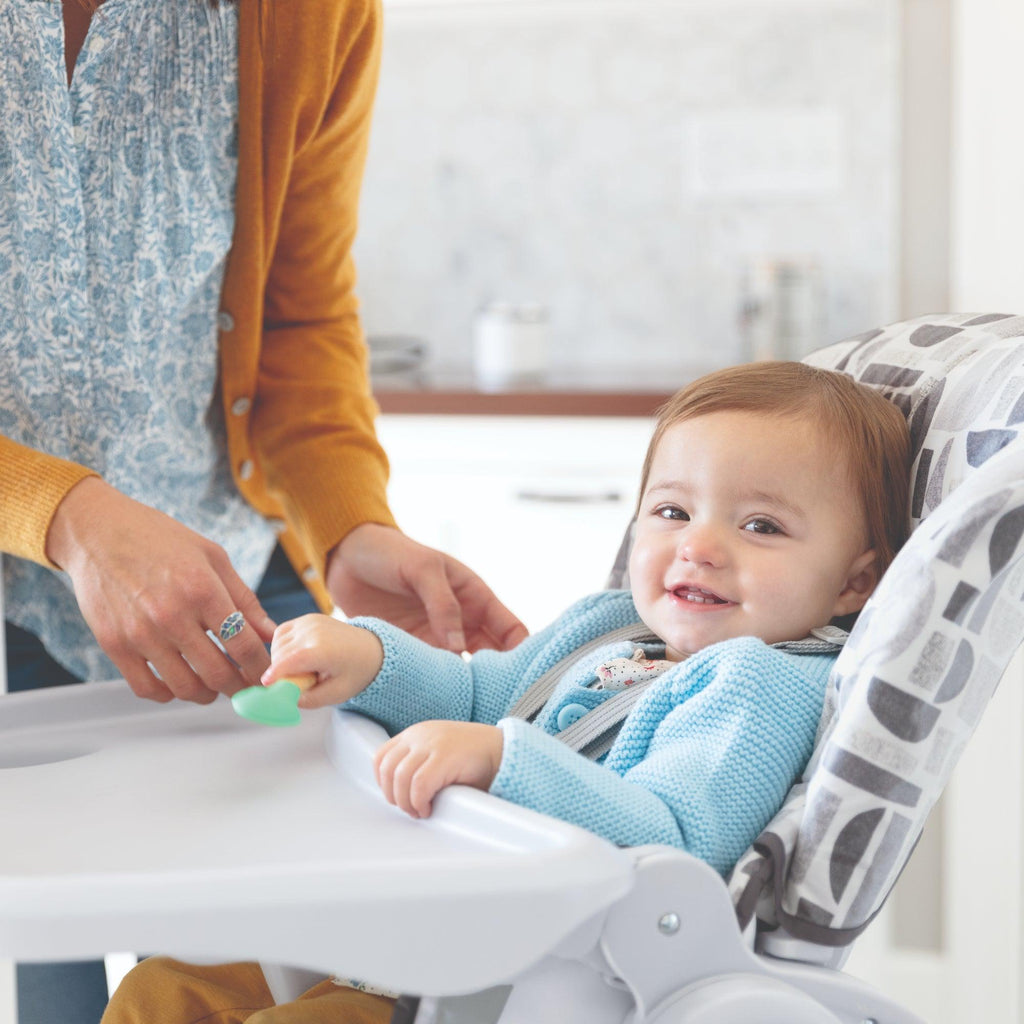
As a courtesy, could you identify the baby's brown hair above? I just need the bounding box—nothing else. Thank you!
[638,362,912,576]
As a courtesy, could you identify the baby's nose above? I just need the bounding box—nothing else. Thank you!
[678,523,728,567]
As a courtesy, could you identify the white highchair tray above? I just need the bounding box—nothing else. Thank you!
[0,682,633,995]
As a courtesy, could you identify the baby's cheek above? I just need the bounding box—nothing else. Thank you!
[628,540,662,588]
[749,576,816,627]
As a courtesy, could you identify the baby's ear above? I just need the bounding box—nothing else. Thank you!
[833,549,879,617]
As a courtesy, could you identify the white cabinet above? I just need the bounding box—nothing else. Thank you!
[375,415,654,633]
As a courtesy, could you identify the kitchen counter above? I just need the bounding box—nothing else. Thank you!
[374,387,674,417]
[371,368,708,417]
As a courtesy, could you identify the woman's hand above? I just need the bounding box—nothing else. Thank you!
[46,477,276,703]
[374,721,503,818]
[326,523,529,654]
[264,614,384,707]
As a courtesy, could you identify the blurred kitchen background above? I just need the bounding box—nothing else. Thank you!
[355,0,935,385]
[1,4,1020,1023]
[349,3,1020,1024]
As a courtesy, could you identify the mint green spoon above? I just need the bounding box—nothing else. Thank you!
[231,674,315,727]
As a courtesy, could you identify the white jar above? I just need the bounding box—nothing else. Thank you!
[472,302,549,391]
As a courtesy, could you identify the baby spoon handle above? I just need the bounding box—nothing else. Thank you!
[282,673,317,692]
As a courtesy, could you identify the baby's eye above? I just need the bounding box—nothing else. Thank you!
[655,505,689,521]
[743,518,781,535]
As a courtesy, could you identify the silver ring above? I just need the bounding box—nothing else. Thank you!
[218,611,246,642]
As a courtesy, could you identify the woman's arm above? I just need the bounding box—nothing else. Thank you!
[0,434,97,566]
[248,1,525,652]
[249,0,390,570]
[1,438,277,700]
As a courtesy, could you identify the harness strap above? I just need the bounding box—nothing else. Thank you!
[507,620,847,761]
[771,635,848,656]
[559,632,845,759]
[506,622,659,721]
[554,675,660,755]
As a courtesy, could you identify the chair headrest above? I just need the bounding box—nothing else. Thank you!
[730,313,1024,965]
[805,311,1024,526]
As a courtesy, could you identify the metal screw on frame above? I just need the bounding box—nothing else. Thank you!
[657,912,680,936]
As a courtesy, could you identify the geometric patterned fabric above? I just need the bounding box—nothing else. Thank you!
[724,313,1024,966]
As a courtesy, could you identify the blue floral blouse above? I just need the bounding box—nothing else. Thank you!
[0,0,276,680]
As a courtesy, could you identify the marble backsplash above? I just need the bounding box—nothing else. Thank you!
[352,0,900,383]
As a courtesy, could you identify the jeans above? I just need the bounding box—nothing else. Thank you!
[5,544,319,1024]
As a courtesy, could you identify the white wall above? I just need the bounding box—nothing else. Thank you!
[356,0,901,377]
[950,0,1024,310]
[899,0,951,318]
[942,649,1024,1022]
[940,5,1024,1019]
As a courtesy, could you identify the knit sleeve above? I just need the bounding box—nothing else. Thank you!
[340,620,475,732]
[491,639,833,875]
[342,591,642,732]
[493,718,685,847]
[0,435,99,567]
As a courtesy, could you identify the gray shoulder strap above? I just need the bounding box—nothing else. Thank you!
[510,623,845,762]
[557,628,847,761]
[771,625,847,656]
[554,677,659,758]
[506,622,659,722]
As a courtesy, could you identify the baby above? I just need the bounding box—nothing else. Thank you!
[102,361,911,1024]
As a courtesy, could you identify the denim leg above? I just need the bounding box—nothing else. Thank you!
[5,620,82,693]
[3,545,316,1024]
[15,962,110,1024]
[254,543,320,625]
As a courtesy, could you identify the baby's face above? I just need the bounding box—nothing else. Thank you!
[629,411,877,660]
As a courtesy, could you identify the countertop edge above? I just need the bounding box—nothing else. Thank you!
[374,389,674,417]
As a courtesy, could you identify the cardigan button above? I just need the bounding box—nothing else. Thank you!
[217,310,236,332]
[238,459,254,481]
[556,703,588,731]
[301,566,318,583]
[230,396,251,416]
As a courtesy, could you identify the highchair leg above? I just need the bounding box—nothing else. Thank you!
[472,847,926,1024]
[495,956,634,1024]
[412,845,844,1024]
[596,848,924,1024]
[485,846,773,1024]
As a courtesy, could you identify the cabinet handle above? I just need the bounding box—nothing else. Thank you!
[515,490,624,505]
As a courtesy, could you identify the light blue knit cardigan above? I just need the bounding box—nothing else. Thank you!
[344,590,834,875]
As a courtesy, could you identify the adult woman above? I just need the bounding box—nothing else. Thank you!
[0,0,526,1019]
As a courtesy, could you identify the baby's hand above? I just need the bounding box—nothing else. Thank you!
[264,614,384,708]
[374,721,503,819]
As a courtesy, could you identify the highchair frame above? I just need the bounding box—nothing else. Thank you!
[0,682,920,1024]
[4,313,1024,1023]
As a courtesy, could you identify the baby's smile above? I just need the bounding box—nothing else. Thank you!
[669,584,733,607]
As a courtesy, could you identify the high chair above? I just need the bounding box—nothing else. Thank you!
[2,312,1023,1023]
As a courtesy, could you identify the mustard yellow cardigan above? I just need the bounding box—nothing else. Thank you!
[0,0,395,610]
